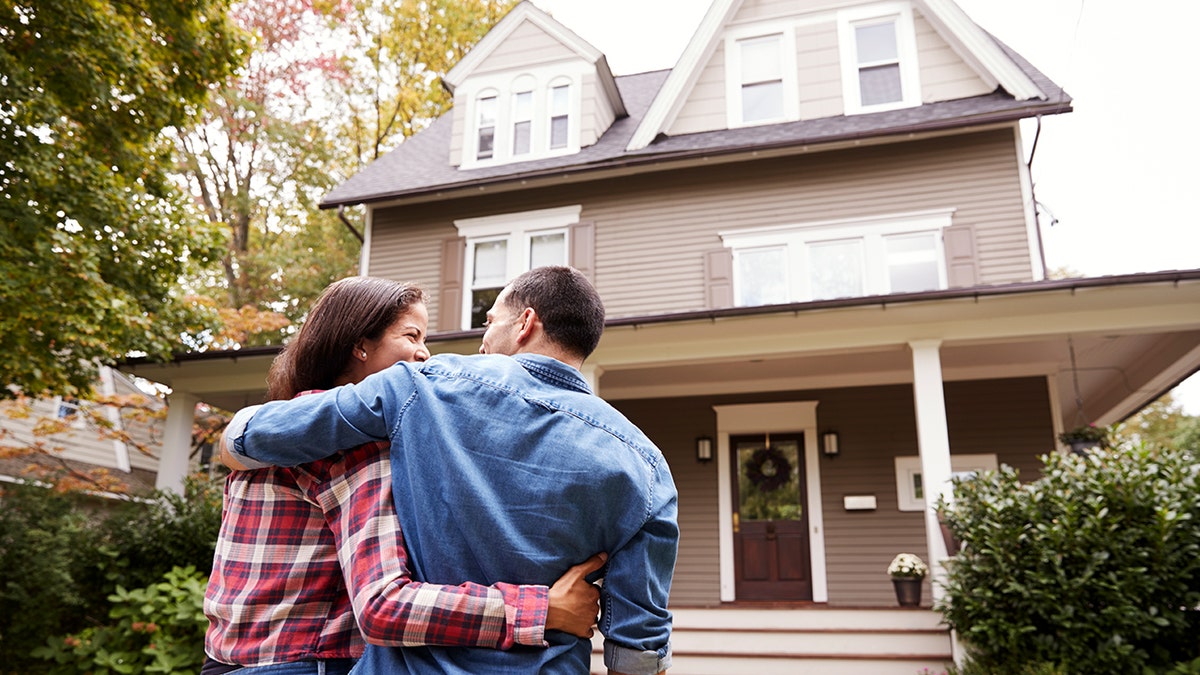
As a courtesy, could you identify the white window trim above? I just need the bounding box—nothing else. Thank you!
[895,453,997,511]
[454,205,582,328]
[724,23,800,127]
[837,2,922,115]
[720,209,955,303]
[458,63,588,169]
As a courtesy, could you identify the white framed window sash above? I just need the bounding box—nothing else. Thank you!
[721,209,954,305]
[459,64,587,168]
[837,2,921,114]
[894,453,998,511]
[455,206,582,328]
[724,22,799,127]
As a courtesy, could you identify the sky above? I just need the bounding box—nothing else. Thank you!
[531,0,1200,415]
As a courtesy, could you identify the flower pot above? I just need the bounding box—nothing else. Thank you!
[892,577,923,607]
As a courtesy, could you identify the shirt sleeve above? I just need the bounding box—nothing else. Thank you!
[308,442,550,649]
[600,459,679,675]
[231,363,416,467]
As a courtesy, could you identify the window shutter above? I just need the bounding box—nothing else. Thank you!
[705,248,734,309]
[569,221,595,281]
[943,224,979,288]
[439,236,466,331]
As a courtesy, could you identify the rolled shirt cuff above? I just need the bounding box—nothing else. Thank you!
[604,640,671,675]
[224,405,271,469]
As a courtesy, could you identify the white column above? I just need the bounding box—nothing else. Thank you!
[909,339,953,600]
[579,364,604,395]
[155,390,198,495]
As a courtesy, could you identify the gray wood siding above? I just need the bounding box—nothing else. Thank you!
[367,129,1032,323]
[613,376,1053,607]
[580,72,615,148]
[668,41,726,136]
[915,13,992,102]
[474,20,576,75]
[448,102,465,167]
[795,20,843,120]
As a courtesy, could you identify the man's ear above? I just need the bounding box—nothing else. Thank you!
[515,307,538,344]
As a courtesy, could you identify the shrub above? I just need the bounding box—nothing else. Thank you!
[33,566,209,675]
[937,444,1200,674]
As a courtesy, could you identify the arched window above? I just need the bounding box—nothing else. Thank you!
[475,91,498,160]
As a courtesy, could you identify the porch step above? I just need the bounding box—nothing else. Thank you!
[591,608,954,675]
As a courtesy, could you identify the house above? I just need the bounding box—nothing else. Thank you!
[121,0,1200,671]
[0,366,170,496]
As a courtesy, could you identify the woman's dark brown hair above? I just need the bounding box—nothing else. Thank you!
[266,277,426,400]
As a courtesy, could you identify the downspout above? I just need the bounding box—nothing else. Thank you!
[338,205,364,243]
[1027,116,1049,279]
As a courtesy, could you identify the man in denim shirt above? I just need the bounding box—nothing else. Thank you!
[224,266,677,675]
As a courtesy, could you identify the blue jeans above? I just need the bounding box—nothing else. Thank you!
[234,660,355,675]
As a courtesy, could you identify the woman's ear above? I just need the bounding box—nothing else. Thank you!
[353,341,368,361]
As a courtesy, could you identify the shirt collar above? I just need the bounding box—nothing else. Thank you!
[513,354,593,395]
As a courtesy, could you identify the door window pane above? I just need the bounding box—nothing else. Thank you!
[885,232,939,293]
[809,239,863,300]
[735,246,788,306]
[737,438,802,521]
[529,232,566,269]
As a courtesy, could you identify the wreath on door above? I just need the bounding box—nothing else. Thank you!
[743,446,792,492]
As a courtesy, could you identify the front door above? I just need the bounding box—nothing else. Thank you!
[731,433,812,601]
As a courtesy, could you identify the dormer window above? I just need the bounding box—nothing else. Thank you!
[838,5,921,114]
[549,83,570,150]
[476,93,497,160]
[458,67,583,168]
[512,90,533,156]
[725,27,798,127]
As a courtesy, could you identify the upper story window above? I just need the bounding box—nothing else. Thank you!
[838,4,921,114]
[460,67,583,168]
[721,210,953,306]
[725,27,798,127]
[455,206,581,328]
[476,93,498,160]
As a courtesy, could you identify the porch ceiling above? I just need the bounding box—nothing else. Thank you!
[119,276,1200,425]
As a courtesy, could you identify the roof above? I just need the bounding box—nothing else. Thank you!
[321,11,1070,209]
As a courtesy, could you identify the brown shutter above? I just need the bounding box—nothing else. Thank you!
[943,224,979,288]
[569,221,595,281]
[704,248,734,309]
[438,236,466,331]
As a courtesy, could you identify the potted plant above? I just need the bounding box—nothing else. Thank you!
[888,553,928,607]
[1058,424,1108,455]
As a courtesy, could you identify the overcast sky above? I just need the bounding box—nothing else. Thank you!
[531,0,1200,414]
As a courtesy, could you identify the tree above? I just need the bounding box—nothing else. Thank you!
[0,0,244,398]
[1112,392,1199,452]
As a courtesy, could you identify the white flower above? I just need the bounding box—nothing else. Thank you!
[888,553,929,578]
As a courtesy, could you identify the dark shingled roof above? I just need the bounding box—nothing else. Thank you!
[321,34,1070,208]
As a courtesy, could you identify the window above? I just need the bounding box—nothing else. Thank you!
[722,210,954,306]
[455,206,581,329]
[476,94,497,160]
[512,90,532,156]
[549,84,569,150]
[854,20,902,106]
[55,396,86,429]
[838,6,920,114]
[738,35,784,123]
[895,454,997,511]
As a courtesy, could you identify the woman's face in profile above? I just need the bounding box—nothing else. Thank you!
[360,302,430,376]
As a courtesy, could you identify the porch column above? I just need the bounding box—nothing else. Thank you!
[909,340,953,600]
[579,364,604,395]
[155,390,198,495]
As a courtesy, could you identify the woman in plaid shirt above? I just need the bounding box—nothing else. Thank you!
[203,277,603,675]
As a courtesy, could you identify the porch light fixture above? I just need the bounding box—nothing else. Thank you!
[695,436,714,462]
[822,431,840,457]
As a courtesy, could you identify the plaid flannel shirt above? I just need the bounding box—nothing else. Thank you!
[204,437,549,666]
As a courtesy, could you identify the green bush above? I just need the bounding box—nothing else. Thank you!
[0,477,222,674]
[33,566,209,675]
[937,444,1200,674]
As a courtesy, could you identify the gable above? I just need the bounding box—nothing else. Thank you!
[474,18,582,75]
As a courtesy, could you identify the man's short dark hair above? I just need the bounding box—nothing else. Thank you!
[504,266,605,359]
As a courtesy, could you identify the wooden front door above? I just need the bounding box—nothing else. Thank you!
[731,433,812,601]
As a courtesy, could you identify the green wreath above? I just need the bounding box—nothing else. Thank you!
[743,446,792,492]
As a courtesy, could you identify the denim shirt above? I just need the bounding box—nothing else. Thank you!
[229,353,678,675]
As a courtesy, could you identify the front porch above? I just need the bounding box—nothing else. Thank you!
[590,607,953,674]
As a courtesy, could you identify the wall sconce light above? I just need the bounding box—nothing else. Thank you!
[696,436,713,463]
[822,431,840,457]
